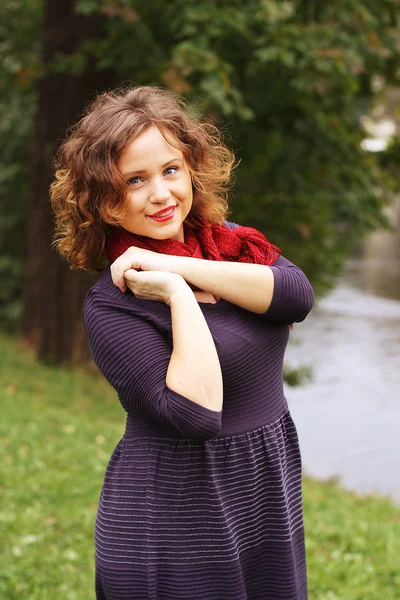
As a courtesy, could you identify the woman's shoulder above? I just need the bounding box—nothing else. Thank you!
[88,266,120,301]
[83,265,170,330]
[223,220,239,231]
[84,266,140,311]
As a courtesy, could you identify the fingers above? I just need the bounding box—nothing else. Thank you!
[110,248,153,292]
[123,269,154,300]
[110,249,174,292]
[123,270,187,304]
[124,268,139,281]
[111,264,127,292]
[111,256,136,292]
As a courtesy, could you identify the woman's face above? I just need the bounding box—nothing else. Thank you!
[117,125,193,242]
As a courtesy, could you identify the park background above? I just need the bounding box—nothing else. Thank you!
[1,0,400,598]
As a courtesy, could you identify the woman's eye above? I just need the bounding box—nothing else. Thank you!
[127,177,141,186]
[164,166,178,176]
[127,167,177,185]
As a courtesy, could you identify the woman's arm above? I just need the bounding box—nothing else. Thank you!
[110,245,275,313]
[123,269,223,411]
[167,283,223,410]
[83,271,223,441]
[170,257,275,314]
[110,225,314,322]
[170,254,314,323]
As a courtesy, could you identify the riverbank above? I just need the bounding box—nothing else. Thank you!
[1,332,399,599]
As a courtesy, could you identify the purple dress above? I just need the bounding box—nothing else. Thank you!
[83,224,314,600]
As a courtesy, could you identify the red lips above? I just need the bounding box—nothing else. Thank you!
[149,205,176,218]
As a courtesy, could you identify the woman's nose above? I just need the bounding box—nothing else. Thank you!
[149,178,171,203]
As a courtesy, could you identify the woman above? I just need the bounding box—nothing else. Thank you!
[51,85,314,600]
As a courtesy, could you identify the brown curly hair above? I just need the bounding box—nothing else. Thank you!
[50,85,236,272]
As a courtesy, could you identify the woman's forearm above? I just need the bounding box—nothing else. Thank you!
[171,257,275,314]
[166,285,223,411]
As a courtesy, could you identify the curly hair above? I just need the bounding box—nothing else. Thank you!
[50,85,236,272]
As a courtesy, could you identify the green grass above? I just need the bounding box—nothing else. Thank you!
[1,332,399,599]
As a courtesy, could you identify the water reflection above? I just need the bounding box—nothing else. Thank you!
[347,196,400,301]
[285,200,400,503]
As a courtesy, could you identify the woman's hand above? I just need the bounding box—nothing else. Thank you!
[124,269,189,305]
[110,247,177,292]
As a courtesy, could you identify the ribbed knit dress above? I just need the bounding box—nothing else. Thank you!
[82,222,314,600]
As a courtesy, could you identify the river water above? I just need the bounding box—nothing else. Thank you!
[285,200,400,503]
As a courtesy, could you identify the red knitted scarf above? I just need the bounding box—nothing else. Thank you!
[106,223,281,265]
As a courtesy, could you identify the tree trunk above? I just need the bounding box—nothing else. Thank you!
[20,0,115,364]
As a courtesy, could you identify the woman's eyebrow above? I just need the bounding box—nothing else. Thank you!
[122,158,183,178]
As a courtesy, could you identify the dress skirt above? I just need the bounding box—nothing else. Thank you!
[94,410,307,600]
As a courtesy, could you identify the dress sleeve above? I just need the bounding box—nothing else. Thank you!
[267,255,314,323]
[82,288,222,441]
[224,220,314,323]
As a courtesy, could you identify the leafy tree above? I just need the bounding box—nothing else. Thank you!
[0,0,42,328]
[98,0,398,294]
[1,0,399,361]
[20,0,115,362]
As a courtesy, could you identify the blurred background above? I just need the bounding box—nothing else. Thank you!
[1,1,399,598]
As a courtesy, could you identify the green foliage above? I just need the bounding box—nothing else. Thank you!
[2,0,400,328]
[1,331,400,598]
[0,0,42,329]
[95,0,399,295]
[283,363,313,387]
